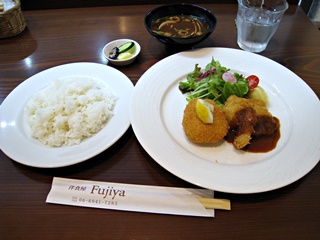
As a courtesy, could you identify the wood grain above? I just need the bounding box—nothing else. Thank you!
[0,4,319,240]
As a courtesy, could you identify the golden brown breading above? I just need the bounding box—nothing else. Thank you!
[222,95,274,149]
[182,99,230,144]
[232,107,257,149]
[223,95,271,126]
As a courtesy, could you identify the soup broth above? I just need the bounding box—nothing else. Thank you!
[152,15,209,38]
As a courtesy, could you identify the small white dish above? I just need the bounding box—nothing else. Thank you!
[103,39,141,66]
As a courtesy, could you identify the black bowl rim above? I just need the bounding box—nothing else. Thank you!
[144,3,217,40]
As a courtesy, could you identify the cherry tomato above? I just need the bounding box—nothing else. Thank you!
[246,75,259,89]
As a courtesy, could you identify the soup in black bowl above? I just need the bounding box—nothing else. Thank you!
[144,4,217,51]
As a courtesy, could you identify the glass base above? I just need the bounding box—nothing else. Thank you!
[237,40,267,53]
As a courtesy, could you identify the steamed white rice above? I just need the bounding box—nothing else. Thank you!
[24,76,117,147]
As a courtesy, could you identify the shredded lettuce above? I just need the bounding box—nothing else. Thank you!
[179,58,249,106]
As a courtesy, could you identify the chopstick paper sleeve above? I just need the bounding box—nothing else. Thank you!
[46,177,230,217]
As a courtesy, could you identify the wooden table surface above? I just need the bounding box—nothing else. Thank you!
[0,4,319,240]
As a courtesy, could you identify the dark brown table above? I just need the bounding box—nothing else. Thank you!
[1,4,319,240]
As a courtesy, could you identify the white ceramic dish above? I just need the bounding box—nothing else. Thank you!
[103,39,141,66]
[130,47,320,194]
[0,62,134,168]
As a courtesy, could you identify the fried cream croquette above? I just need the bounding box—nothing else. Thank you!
[222,95,276,149]
[182,99,229,144]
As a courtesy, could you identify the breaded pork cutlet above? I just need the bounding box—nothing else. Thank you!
[223,95,277,149]
[182,99,229,144]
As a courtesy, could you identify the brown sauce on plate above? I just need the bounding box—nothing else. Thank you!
[225,117,281,153]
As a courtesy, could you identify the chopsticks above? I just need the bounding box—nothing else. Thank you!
[197,197,231,210]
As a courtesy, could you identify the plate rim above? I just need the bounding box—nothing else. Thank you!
[0,62,134,168]
[130,47,320,193]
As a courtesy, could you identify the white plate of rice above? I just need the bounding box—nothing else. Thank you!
[0,62,134,168]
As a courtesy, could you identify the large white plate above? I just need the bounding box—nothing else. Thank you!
[130,48,320,193]
[0,62,134,168]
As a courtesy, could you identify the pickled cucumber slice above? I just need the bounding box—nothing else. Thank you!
[118,42,134,53]
[117,52,132,60]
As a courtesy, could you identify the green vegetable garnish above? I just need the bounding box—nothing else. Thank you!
[118,41,134,53]
[179,58,249,106]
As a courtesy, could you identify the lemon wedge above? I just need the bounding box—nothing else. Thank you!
[196,99,214,123]
[247,86,269,106]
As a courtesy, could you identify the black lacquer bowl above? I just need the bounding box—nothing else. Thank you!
[144,4,217,51]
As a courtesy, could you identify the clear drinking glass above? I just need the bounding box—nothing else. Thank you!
[236,0,288,53]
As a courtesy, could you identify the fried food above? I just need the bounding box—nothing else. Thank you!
[223,95,278,149]
[182,99,229,144]
[231,107,257,149]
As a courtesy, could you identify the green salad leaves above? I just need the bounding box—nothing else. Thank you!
[179,58,249,106]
